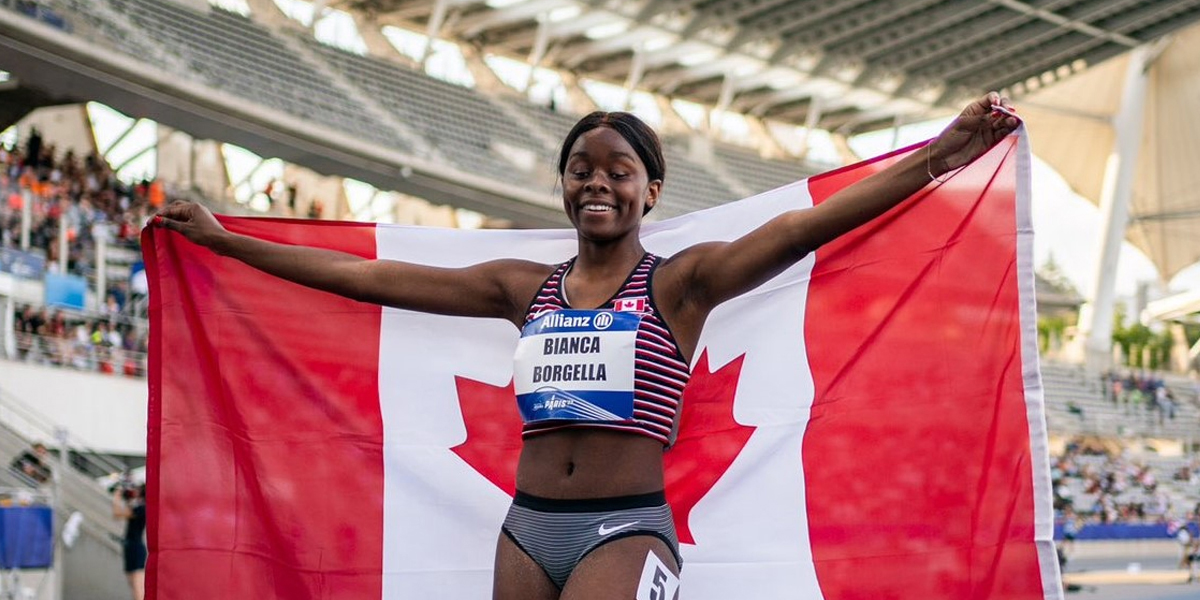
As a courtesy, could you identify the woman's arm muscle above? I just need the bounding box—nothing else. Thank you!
[666,93,1019,314]
[675,149,932,309]
[352,255,548,321]
[156,203,548,324]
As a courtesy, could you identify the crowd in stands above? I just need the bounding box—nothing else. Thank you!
[2,128,154,269]
[1052,438,1199,526]
[3,130,153,376]
[1100,369,1186,424]
[12,303,147,376]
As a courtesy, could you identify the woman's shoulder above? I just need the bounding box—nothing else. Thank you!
[479,258,562,301]
[648,243,723,291]
[483,258,561,281]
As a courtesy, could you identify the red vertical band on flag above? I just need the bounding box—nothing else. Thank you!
[803,140,1045,599]
[144,218,384,599]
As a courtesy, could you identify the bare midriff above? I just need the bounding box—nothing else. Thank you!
[516,429,665,499]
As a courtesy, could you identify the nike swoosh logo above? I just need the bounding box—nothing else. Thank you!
[598,521,639,536]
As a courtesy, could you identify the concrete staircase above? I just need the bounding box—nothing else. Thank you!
[0,386,133,600]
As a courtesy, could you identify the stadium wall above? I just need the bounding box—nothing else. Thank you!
[1,360,146,455]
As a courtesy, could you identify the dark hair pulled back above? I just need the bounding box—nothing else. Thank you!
[557,112,665,214]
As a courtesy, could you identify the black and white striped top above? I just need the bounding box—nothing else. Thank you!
[522,253,690,445]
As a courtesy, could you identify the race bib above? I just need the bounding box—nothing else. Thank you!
[514,309,641,423]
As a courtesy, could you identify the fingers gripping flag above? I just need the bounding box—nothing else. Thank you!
[144,130,1060,599]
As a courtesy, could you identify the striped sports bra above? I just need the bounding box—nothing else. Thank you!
[521,253,690,446]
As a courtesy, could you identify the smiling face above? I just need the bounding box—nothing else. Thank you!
[561,127,661,242]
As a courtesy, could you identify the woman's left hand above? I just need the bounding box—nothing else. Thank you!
[930,92,1020,176]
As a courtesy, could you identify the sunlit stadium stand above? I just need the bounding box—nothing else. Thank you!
[1053,450,1200,525]
[104,0,410,152]
[0,0,870,223]
[497,96,588,149]
[1042,362,1200,441]
[657,144,739,217]
[712,142,818,197]
[306,39,545,184]
[38,0,173,69]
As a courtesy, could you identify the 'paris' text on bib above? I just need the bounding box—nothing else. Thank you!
[513,309,641,423]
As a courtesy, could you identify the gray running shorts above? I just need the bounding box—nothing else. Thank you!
[501,490,682,589]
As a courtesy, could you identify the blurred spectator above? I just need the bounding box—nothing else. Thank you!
[112,480,147,600]
[1,133,152,283]
[1060,505,1082,555]
[1169,512,1200,580]
[24,128,41,169]
[1051,439,1199,527]
[9,442,52,484]
[1066,400,1084,420]
[12,302,148,376]
[2,131,165,378]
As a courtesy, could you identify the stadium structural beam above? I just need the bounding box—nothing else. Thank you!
[1073,43,1161,372]
[622,48,646,110]
[2,293,13,360]
[1169,323,1191,372]
[796,95,823,160]
[986,0,1140,48]
[708,72,737,138]
[420,0,450,66]
[456,0,571,38]
[561,28,662,70]
[96,231,107,312]
[353,13,415,65]
[20,190,31,251]
[99,117,139,157]
[523,15,552,92]
[310,0,329,30]
[633,0,691,23]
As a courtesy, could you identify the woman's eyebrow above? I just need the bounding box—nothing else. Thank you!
[568,150,636,160]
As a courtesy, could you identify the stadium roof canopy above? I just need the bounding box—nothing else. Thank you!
[340,0,1200,134]
[1019,21,1200,283]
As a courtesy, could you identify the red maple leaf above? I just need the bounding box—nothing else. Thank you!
[450,350,754,546]
[449,376,523,496]
[664,351,753,544]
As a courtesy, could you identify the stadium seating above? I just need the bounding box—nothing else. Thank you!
[4,0,69,31]
[713,142,818,196]
[305,40,545,184]
[657,144,739,218]
[1,0,838,215]
[102,0,409,151]
[38,0,164,63]
[1053,449,1200,525]
[498,96,586,146]
[1041,362,1200,441]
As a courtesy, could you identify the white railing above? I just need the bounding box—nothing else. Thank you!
[9,332,146,379]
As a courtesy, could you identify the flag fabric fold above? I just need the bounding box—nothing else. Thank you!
[144,129,1060,599]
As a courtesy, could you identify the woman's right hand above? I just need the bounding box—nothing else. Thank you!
[152,201,231,252]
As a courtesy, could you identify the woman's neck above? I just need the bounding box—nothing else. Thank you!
[573,237,646,279]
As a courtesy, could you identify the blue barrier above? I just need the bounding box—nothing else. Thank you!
[1053,523,1179,540]
[0,506,53,569]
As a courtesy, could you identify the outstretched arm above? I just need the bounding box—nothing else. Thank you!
[152,203,545,325]
[668,92,1019,312]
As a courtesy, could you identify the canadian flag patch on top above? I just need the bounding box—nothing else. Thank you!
[613,297,649,313]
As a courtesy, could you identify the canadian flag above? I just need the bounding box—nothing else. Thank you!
[144,131,1060,599]
[613,297,649,313]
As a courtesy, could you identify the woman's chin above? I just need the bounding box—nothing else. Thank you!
[576,225,624,243]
